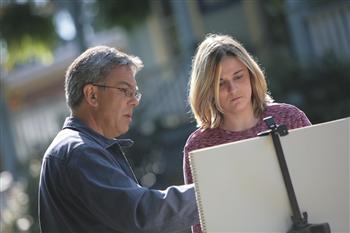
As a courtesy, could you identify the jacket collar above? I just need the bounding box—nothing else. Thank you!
[62,116,134,149]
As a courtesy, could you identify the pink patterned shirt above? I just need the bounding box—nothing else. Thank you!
[183,103,311,233]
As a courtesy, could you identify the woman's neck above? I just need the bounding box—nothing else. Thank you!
[220,107,258,132]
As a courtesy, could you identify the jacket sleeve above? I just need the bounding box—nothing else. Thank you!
[66,145,199,233]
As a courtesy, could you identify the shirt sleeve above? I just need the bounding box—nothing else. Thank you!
[290,106,312,129]
[183,136,203,233]
[297,109,312,127]
[66,145,199,233]
[183,143,194,185]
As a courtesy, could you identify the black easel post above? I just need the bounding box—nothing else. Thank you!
[258,116,331,233]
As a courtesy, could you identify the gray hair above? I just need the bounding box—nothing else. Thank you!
[65,45,144,109]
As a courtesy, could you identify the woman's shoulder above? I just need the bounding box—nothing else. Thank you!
[186,127,214,144]
[266,102,301,112]
[184,127,222,152]
[264,102,311,129]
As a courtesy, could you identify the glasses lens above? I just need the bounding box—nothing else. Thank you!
[135,91,142,101]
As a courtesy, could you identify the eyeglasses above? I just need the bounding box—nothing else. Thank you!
[92,84,142,101]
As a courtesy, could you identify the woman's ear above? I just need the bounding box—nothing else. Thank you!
[83,84,98,107]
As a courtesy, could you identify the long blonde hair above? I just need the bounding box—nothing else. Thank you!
[188,34,273,129]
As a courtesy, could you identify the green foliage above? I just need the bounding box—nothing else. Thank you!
[23,158,41,233]
[0,160,40,233]
[292,57,350,123]
[123,118,196,188]
[267,53,350,124]
[0,3,56,70]
[308,0,336,7]
[262,0,290,46]
[94,0,151,30]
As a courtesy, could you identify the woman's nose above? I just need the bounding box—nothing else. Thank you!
[227,80,237,92]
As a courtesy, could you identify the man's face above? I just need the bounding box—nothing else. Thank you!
[95,65,140,138]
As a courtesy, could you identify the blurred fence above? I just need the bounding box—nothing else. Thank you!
[286,0,350,66]
[306,2,350,60]
[132,55,191,133]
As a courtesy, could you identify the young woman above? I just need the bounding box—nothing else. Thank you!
[183,34,311,233]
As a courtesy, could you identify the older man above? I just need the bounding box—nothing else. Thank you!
[39,46,199,233]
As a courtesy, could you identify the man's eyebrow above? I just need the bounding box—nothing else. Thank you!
[117,81,138,90]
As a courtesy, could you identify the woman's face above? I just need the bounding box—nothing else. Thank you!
[218,56,253,116]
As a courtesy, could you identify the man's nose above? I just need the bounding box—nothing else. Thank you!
[129,97,139,107]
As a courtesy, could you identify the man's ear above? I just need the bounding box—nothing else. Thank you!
[83,84,98,107]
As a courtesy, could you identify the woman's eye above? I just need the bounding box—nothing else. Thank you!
[234,75,243,80]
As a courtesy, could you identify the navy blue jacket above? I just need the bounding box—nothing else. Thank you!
[39,117,199,233]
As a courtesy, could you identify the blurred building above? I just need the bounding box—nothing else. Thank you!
[1,2,349,232]
[285,0,350,66]
[2,0,350,173]
[3,29,128,161]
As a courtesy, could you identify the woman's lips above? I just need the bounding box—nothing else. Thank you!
[231,96,241,102]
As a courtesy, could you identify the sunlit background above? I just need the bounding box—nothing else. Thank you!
[1,0,349,232]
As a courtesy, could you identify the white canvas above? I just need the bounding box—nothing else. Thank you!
[190,118,349,233]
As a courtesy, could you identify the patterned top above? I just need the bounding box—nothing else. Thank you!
[183,103,311,233]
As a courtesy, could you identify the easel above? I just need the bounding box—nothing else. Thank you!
[258,116,331,233]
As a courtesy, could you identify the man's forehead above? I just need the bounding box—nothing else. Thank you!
[107,66,137,86]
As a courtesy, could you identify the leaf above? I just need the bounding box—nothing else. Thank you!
[0,3,56,70]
